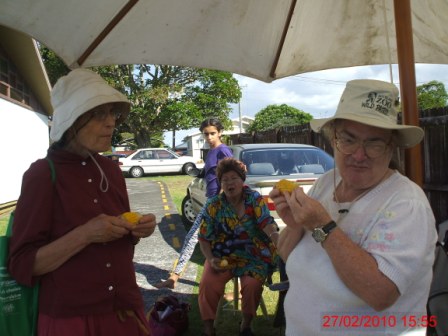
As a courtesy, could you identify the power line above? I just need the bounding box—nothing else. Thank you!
[289,74,448,87]
[289,75,347,86]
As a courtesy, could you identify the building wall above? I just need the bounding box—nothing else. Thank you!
[0,99,49,203]
[184,116,254,161]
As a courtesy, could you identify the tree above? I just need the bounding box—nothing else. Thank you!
[39,46,70,86]
[95,65,240,148]
[40,47,241,148]
[417,80,448,111]
[247,104,313,132]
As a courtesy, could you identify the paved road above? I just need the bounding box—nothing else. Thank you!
[125,178,198,311]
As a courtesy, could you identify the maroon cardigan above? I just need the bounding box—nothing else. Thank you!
[8,149,144,317]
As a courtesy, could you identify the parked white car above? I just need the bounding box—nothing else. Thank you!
[181,143,334,227]
[119,148,204,178]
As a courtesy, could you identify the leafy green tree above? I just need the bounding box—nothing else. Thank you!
[417,80,448,111]
[40,47,241,148]
[94,65,239,148]
[247,104,313,132]
[39,46,70,86]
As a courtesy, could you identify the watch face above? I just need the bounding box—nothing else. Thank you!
[312,228,327,242]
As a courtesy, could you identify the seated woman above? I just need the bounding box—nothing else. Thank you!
[198,158,280,336]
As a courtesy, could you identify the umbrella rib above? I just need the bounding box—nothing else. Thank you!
[76,0,140,67]
[270,0,297,80]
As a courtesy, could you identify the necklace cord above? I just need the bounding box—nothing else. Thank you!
[88,152,109,193]
[333,169,392,217]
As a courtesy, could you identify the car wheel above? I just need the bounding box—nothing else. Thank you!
[181,194,196,228]
[129,166,144,178]
[182,163,195,175]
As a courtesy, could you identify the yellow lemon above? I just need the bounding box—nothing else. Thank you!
[276,179,298,193]
[121,212,142,226]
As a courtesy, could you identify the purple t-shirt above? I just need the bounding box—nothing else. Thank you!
[203,144,233,197]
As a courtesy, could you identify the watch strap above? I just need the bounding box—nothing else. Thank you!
[322,220,337,234]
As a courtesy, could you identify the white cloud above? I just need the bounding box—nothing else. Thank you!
[166,64,448,145]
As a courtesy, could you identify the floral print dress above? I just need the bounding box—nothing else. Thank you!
[198,186,278,282]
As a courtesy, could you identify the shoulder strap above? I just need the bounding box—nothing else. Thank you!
[45,157,56,184]
[6,210,14,238]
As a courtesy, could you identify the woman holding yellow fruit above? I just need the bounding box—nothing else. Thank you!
[198,158,279,336]
[8,69,156,336]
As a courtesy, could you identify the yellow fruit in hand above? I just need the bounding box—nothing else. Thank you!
[121,212,142,226]
[276,179,298,193]
[219,259,228,267]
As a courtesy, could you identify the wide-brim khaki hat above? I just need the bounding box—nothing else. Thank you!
[50,69,130,141]
[310,79,424,148]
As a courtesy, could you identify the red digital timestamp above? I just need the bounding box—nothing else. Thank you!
[321,314,437,330]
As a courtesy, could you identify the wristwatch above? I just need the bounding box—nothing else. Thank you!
[312,220,337,243]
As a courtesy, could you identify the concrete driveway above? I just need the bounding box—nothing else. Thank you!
[126,178,198,311]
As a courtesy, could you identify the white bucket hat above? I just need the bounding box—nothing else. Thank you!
[310,79,424,148]
[50,69,130,141]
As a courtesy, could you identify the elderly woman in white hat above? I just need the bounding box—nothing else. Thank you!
[270,79,437,336]
[8,69,156,335]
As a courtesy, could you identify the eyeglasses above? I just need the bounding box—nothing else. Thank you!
[335,133,391,158]
[91,107,122,121]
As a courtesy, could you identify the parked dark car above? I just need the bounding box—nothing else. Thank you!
[181,143,334,227]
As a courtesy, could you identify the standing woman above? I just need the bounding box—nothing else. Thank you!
[155,117,233,288]
[269,79,437,335]
[8,69,157,336]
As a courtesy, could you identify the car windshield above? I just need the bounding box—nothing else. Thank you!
[240,148,334,176]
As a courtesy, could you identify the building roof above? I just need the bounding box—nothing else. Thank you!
[186,115,254,138]
[0,25,52,115]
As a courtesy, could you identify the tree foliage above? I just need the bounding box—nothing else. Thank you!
[39,46,70,85]
[247,104,313,132]
[40,47,241,148]
[417,80,448,111]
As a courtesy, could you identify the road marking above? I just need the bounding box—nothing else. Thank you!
[172,237,181,248]
[164,205,169,210]
[169,223,176,231]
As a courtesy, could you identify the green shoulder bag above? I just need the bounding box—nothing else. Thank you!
[0,157,55,336]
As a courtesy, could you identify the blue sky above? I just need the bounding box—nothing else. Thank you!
[165,64,448,146]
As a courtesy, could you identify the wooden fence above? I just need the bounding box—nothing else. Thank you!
[228,107,448,227]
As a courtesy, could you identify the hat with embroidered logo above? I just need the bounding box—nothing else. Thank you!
[310,79,424,148]
[50,69,130,141]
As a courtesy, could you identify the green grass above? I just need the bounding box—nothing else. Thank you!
[146,174,192,214]
[147,174,285,336]
[0,212,11,236]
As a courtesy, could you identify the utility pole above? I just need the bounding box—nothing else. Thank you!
[238,85,247,133]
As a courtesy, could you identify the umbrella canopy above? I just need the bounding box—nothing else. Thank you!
[0,0,447,82]
[1,0,447,184]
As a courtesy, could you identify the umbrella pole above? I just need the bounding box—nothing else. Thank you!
[393,0,423,187]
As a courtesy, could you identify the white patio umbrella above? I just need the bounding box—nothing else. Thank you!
[1,0,447,183]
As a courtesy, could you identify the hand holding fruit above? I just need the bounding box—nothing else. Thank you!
[121,212,157,239]
[121,212,142,226]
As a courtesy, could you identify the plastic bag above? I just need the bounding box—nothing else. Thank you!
[0,212,39,336]
[147,295,190,336]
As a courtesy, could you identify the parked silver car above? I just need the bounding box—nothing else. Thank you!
[119,148,204,178]
[181,143,334,227]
